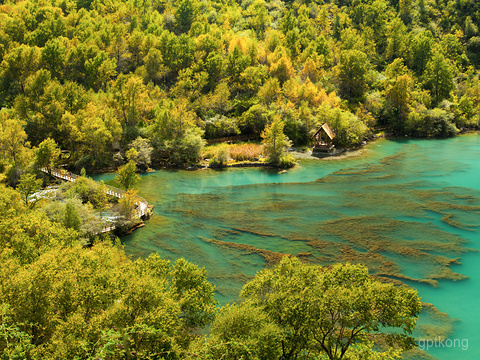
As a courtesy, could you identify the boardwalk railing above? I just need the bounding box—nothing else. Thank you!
[206,134,260,145]
[41,167,151,228]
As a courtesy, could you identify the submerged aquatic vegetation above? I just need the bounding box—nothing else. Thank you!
[116,135,480,357]
[170,150,478,285]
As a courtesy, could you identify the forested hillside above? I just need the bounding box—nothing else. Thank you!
[4,0,477,357]
[1,0,479,176]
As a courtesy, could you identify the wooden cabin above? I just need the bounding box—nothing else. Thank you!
[312,123,336,153]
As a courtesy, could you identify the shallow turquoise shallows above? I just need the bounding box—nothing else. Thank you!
[94,134,480,360]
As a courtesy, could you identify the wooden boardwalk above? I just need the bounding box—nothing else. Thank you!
[41,167,152,233]
[206,134,259,144]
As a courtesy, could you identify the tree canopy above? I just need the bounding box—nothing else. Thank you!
[0,181,218,358]
[0,0,477,179]
[189,257,422,360]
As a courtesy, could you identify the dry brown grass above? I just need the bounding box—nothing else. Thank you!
[203,143,263,162]
[229,143,263,161]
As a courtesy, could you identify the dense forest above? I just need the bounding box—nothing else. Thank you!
[1,0,479,177]
[0,0,478,357]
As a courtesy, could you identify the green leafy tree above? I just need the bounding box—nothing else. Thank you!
[149,100,205,165]
[41,37,67,79]
[34,138,60,175]
[0,189,218,357]
[319,106,367,147]
[18,70,65,144]
[440,34,465,67]
[0,304,34,359]
[418,0,428,23]
[143,48,166,85]
[170,258,217,330]
[164,127,205,165]
[0,114,29,168]
[204,52,225,91]
[385,74,414,133]
[75,110,115,169]
[239,104,270,136]
[112,74,150,129]
[423,52,455,105]
[118,188,139,225]
[261,116,292,165]
[116,160,139,190]
[0,240,216,358]
[338,49,370,103]
[465,16,478,39]
[64,202,81,231]
[126,30,145,71]
[241,257,422,360]
[17,173,42,207]
[93,181,109,216]
[175,0,197,33]
[204,114,239,139]
[84,51,117,91]
[386,18,408,61]
[226,46,251,87]
[188,301,282,360]
[0,185,76,264]
[409,31,434,75]
[246,0,272,37]
[408,107,459,137]
[171,68,208,100]
[0,44,41,96]
[399,0,413,24]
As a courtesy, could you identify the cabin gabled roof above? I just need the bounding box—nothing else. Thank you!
[312,123,336,140]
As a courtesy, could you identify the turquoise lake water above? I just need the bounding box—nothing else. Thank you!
[95,134,480,360]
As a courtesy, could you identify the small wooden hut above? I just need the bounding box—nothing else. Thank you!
[312,123,336,153]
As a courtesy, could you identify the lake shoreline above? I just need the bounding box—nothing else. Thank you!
[85,131,479,175]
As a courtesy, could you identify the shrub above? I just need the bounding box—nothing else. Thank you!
[277,154,296,169]
[203,143,224,160]
[164,127,205,164]
[209,144,230,167]
[408,107,459,137]
[61,177,109,208]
